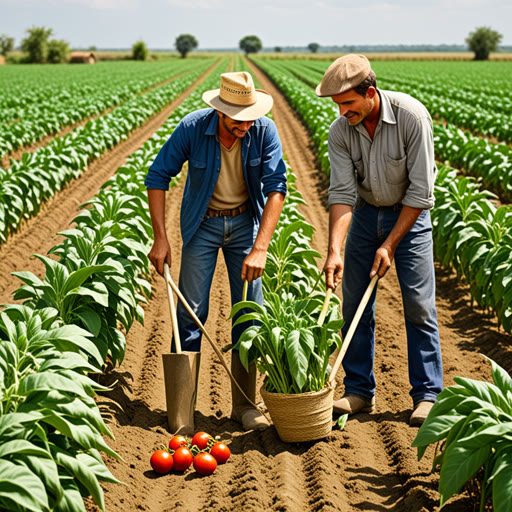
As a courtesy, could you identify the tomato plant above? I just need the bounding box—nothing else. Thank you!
[150,450,173,474]
[193,452,217,475]
[169,435,188,451]
[210,442,230,464]
[173,446,193,471]
[191,431,211,450]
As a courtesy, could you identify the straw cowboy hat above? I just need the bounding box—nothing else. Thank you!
[203,72,273,121]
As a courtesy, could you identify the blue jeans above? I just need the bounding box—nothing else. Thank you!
[173,209,263,353]
[341,199,443,405]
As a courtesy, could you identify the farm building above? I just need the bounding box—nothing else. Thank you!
[0,55,5,65]
[70,51,97,64]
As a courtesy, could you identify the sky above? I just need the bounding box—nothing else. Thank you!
[1,0,510,50]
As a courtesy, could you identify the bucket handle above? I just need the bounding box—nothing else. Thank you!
[164,272,270,422]
[327,275,379,387]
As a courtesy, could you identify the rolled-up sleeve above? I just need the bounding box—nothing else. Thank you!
[260,122,287,197]
[401,115,436,209]
[145,120,190,190]
[327,122,357,208]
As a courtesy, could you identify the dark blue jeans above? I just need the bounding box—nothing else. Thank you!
[341,200,443,405]
[174,209,263,353]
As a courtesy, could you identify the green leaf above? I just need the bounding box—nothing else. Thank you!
[285,329,308,390]
[337,414,348,430]
[491,446,512,512]
[0,459,50,512]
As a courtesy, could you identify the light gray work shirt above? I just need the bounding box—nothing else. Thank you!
[327,89,436,210]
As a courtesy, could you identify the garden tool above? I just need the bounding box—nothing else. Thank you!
[163,272,271,429]
[162,263,201,435]
[328,275,379,388]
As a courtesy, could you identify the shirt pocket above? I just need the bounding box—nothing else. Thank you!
[188,158,207,191]
[384,154,408,185]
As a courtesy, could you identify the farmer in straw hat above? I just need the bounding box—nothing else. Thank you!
[317,55,443,426]
[145,72,287,431]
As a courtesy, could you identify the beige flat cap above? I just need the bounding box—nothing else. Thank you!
[315,54,371,97]
[203,72,273,121]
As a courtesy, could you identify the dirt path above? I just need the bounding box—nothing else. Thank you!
[4,58,510,511]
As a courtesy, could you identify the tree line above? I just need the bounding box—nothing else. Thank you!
[0,26,505,63]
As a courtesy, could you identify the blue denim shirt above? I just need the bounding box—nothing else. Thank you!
[145,108,287,247]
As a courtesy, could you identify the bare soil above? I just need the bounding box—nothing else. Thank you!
[2,60,510,512]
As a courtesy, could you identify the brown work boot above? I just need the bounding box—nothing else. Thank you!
[410,401,434,426]
[333,394,375,415]
[230,353,269,431]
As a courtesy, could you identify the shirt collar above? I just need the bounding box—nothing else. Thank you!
[378,89,396,125]
[205,109,218,136]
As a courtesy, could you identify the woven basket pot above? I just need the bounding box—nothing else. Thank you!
[260,383,335,443]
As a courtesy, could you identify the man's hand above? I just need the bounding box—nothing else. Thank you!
[370,245,394,279]
[242,247,267,283]
[324,251,344,290]
[148,237,172,276]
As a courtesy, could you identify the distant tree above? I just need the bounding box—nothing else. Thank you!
[308,42,320,53]
[21,26,53,63]
[466,26,502,60]
[175,34,198,58]
[274,46,282,53]
[88,45,97,51]
[239,35,262,55]
[132,40,148,60]
[47,39,70,63]
[0,34,14,56]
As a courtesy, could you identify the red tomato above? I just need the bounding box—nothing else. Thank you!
[150,450,173,474]
[173,446,193,471]
[191,431,211,450]
[169,435,188,451]
[210,442,231,464]
[193,452,217,475]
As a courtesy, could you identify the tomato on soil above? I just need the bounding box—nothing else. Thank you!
[150,450,173,474]
[193,452,217,475]
[191,431,211,450]
[210,442,231,464]
[169,435,188,451]
[173,446,193,471]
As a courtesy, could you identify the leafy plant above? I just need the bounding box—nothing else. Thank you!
[412,356,512,511]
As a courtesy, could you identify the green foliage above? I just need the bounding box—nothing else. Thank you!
[239,35,263,55]
[308,42,320,53]
[412,356,512,511]
[175,34,198,58]
[230,166,343,394]
[21,26,53,63]
[132,40,148,61]
[47,39,70,64]
[466,26,502,61]
[0,34,14,56]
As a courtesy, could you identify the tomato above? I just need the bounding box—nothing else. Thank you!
[193,452,217,475]
[169,435,188,451]
[150,450,173,474]
[191,431,211,450]
[210,442,231,464]
[173,446,193,471]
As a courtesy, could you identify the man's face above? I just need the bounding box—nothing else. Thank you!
[331,88,376,126]
[219,113,254,138]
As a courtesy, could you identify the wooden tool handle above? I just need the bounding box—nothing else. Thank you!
[328,275,379,387]
[164,263,181,354]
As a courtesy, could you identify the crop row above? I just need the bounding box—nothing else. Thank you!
[0,58,215,245]
[0,59,214,158]
[252,57,512,334]
[0,57,230,512]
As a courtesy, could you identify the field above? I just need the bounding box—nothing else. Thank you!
[1,55,511,512]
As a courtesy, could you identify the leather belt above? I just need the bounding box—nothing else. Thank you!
[205,202,250,218]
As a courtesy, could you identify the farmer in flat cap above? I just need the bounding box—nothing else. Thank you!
[145,72,287,431]
[317,55,443,426]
